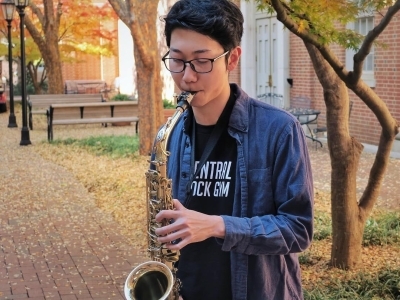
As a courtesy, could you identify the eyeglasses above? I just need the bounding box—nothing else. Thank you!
[162,50,229,73]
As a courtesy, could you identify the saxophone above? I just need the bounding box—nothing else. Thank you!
[124,91,195,300]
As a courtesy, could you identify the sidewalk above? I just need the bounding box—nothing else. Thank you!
[0,114,146,299]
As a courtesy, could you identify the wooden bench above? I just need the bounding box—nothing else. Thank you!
[47,101,139,141]
[28,94,103,130]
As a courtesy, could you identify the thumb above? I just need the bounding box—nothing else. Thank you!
[173,199,186,210]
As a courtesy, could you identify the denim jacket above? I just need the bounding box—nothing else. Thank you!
[166,84,314,300]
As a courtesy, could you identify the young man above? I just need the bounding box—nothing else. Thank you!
[155,0,314,299]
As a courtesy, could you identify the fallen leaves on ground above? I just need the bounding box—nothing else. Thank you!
[303,189,400,290]
[34,136,400,292]
[35,142,149,250]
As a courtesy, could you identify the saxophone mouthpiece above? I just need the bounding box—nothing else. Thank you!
[182,91,196,100]
[176,91,196,109]
[186,91,197,104]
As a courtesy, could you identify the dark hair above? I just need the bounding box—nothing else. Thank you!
[164,0,244,52]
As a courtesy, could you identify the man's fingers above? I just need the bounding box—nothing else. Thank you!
[173,199,185,210]
[155,209,177,222]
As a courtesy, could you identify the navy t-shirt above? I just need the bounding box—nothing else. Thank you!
[177,95,237,300]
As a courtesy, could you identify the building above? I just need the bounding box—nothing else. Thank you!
[61,0,399,148]
[62,0,175,100]
[239,1,400,149]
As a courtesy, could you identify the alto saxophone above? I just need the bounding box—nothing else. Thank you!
[124,91,195,300]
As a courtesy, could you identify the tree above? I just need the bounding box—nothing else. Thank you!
[107,0,164,155]
[254,0,400,269]
[20,0,117,94]
[0,19,48,93]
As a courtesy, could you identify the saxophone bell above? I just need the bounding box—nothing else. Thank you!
[124,261,175,300]
[124,91,194,300]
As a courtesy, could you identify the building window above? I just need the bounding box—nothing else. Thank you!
[346,16,375,87]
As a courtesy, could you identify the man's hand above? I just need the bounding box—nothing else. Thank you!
[154,199,225,250]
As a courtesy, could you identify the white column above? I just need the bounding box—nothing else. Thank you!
[240,0,257,98]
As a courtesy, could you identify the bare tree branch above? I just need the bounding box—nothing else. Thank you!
[107,0,130,25]
[24,16,46,51]
[43,0,54,34]
[271,0,398,132]
[271,0,349,81]
[353,1,400,81]
[55,1,63,31]
[29,2,44,26]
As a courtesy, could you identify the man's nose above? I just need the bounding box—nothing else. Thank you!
[182,63,197,81]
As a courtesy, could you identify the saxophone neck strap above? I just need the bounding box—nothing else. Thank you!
[185,94,236,208]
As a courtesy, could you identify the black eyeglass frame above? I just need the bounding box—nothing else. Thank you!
[161,50,230,74]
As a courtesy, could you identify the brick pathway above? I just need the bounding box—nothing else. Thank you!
[0,116,146,299]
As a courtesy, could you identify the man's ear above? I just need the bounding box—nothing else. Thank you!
[227,46,242,71]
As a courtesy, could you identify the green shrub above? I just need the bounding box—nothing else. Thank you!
[14,72,48,95]
[299,251,314,266]
[163,99,175,108]
[363,212,400,246]
[311,210,400,245]
[304,268,400,299]
[112,93,131,101]
[313,211,332,240]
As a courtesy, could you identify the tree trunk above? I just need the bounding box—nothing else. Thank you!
[42,12,64,94]
[134,45,163,155]
[27,62,42,94]
[44,55,64,94]
[269,0,399,271]
[25,0,64,94]
[107,0,164,155]
[305,43,365,269]
[329,136,365,269]
[129,1,163,155]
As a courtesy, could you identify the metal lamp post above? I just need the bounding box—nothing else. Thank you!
[14,0,30,145]
[1,0,17,128]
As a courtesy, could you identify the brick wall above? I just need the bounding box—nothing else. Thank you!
[62,53,100,81]
[62,53,119,89]
[289,9,400,145]
[61,19,119,89]
[360,10,400,144]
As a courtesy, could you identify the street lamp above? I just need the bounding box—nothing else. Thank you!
[1,0,17,128]
[14,0,30,145]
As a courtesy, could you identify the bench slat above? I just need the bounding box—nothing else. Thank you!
[48,101,139,141]
[31,98,101,106]
[50,101,137,108]
[52,117,139,125]
[28,94,103,130]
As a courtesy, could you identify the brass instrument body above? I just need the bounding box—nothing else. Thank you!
[124,92,194,300]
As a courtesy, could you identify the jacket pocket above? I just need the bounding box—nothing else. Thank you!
[248,168,275,215]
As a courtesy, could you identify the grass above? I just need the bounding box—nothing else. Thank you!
[311,210,400,246]
[363,212,400,246]
[313,211,332,241]
[304,268,400,299]
[302,210,400,299]
[49,134,140,159]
